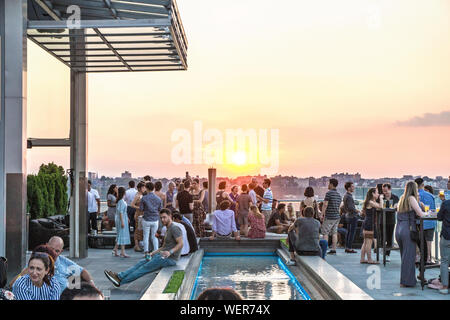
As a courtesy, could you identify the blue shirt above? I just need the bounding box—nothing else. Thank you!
[437,200,450,240]
[12,274,60,300]
[261,188,273,211]
[212,209,237,235]
[419,189,436,230]
[54,255,84,294]
[140,192,163,222]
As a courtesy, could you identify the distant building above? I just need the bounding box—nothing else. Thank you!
[121,171,132,179]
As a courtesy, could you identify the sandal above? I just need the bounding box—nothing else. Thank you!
[120,254,130,258]
[360,260,368,264]
[367,260,379,264]
[112,250,119,257]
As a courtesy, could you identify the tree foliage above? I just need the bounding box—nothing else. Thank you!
[27,163,68,219]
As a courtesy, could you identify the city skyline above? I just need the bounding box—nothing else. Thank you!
[26,0,450,179]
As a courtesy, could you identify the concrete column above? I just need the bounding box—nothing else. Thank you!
[69,29,88,259]
[0,0,28,277]
[208,168,216,213]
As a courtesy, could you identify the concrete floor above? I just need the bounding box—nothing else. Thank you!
[70,248,157,300]
[325,248,449,300]
[67,239,449,300]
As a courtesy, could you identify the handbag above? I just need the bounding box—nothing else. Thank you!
[409,211,420,244]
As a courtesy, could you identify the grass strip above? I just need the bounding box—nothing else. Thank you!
[163,270,185,294]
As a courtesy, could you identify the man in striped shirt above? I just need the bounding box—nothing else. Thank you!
[258,178,273,227]
[320,179,342,255]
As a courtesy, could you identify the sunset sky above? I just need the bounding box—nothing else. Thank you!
[27,0,450,179]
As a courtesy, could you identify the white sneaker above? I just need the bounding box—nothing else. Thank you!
[385,256,390,262]
[286,259,296,266]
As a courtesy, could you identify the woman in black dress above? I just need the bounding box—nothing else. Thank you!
[360,188,383,264]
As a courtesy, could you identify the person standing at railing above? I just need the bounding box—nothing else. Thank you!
[300,187,320,220]
[415,178,436,265]
[438,176,450,202]
[381,183,399,262]
[342,182,360,254]
[113,187,131,258]
[124,180,138,237]
[437,197,450,294]
[320,179,342,255]
[360,188,383,264]
[258,178,274,227]
[106,184,118,230]
[395,181,427,287]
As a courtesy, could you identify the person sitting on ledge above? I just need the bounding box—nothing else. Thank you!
[104,209,183,288]
[286,206,322,266]
[209,200,241,241]
[60,282,104,300]
[266,203,290,234]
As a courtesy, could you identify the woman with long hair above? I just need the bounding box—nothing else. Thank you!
[300,187,320,220]
[12,252,60,300]
[131,182,146,252]
[106,184,118,230]
[360,188,383,264]
[395,181,427,287]
[248,205,266,239]
[191,178,206,237]
[113,187,131,258]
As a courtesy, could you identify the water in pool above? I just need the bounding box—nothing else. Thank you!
[191,255,308,300]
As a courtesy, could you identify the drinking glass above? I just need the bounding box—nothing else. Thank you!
[424,205,430,212]
[102,289,111,300]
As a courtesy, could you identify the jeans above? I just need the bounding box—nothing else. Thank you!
[338,227,348,247]
[345,216,358,249]
[118,254,176,284]
[319,240,328,259]
[142,220,159,253]
[440,236,450,287]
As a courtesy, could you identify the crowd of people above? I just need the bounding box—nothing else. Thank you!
[95,174,449,293]
[1,174,448,300]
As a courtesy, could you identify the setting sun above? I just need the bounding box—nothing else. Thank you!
[231,151,247,166]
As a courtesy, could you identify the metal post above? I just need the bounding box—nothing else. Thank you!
[208,168,216,213]
[69,28,88,259]
[0,0,28,277]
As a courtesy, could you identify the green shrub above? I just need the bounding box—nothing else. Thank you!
[27,162,68,219]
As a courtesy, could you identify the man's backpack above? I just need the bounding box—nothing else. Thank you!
[0,257,7,289]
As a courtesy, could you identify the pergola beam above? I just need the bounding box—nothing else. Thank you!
[28,18,171,29]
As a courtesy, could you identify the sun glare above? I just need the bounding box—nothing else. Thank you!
[231,151,247,166]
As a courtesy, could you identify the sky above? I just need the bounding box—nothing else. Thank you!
[27,0,450,179]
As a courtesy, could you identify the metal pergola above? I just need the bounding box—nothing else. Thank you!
[0,0,188,276]
[28,0,188,72]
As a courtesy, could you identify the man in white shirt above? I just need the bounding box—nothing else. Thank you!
[87,180,100,233]
[125,180,138,230]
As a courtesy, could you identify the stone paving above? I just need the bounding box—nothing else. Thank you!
[71,248,157,300]
[325,248,449,300]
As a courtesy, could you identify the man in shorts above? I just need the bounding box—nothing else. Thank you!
[320,179,342,255]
